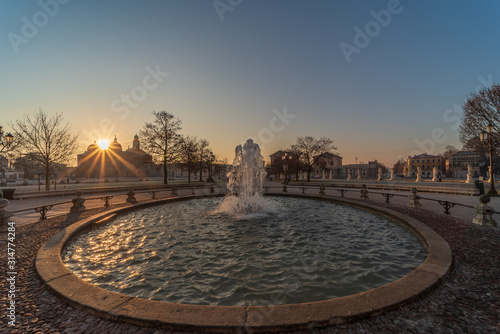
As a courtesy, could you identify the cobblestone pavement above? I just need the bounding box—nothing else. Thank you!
[1,194,499,333]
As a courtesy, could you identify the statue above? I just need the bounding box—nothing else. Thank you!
[322,170,326,180]
[466,163,473,184]
[377,167,383,181]
[329,170,333,179]
[416,167,422,182]
[347,169,352,181]
[357,169,361,180]
[390,168,395,181]
[431,167,438,182]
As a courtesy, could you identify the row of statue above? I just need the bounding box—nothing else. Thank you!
[294,163,478,182]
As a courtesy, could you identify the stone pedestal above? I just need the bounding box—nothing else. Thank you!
[473,195,497,227]
[282,185,288,193]
[126,189,138,204]
[407,188,422,208]
[319,185,325,196]
[0,199,13,232]
[171,187,178,196]
[359,184,369,199]
[70,190,86,212]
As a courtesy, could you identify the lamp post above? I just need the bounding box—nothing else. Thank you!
[0,126,14,152]
[282,152,290,185]
[0,126,14,185]
[480,123,497,195]
[206,151,215,182]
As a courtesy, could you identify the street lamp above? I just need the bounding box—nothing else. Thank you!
[206,151,215,182]
[282,152,290,185]
[0,126,14,151]
[480,123,497,194]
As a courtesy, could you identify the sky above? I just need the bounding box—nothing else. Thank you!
[0,0,499,166]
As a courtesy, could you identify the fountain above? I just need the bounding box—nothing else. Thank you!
[36,140,452,332]
[214,139,271,217]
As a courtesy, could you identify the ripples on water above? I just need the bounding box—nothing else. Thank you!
[62,197,427,306]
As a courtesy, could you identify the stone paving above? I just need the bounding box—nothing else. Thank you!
[0,188,499,333]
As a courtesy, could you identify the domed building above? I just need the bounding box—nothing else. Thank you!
[87,141,99,152]
[76,135,157,179]
[108,136,123,152]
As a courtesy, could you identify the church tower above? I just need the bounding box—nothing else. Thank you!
[132,134,140,150]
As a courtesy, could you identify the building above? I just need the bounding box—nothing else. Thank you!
[313,152,343,178]
[447,151,481,178]
[76,135,156,178]
[407,153,442,178]
[268,150,299,179]
[342,161,381,179]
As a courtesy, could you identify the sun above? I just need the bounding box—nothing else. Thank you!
[97,139,109,150]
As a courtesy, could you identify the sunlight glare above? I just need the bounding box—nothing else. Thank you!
[98,139,110,150]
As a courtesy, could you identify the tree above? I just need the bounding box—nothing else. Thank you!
[439,145,460,176]
[140,111,182,185]
[290,136,337,181]
[288,147,303,181]
[197,139,210,182]
[459,82,500,153]
[441,145,460,160]
[12,109,79,190]
[13,152,44,177]
[392,158,407,175]
[178,135,198,183]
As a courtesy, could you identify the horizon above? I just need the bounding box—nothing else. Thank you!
[1,1,499,166]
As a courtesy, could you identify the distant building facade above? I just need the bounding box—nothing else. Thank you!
[268,150,299,179]
[313,152,343,178]
[446,151,481,178]
[342,161,381,179]
[407,153,442,178]
[76,135,156,178]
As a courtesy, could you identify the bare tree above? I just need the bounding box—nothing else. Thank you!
[459,82,500,152]
[290,136,337,181]
[12,109,79,190]
[197,139,210,182]
[392,157,407,175]
[441,145,460,160]
[178,135,198,183]
[140,111,182,185]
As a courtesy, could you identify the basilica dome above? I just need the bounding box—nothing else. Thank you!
[87,141,99,151]
[108,136,123,151]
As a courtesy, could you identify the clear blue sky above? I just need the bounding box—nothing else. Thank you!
[1,0,499,166]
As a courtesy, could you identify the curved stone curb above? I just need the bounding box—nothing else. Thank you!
[36,193,452,333]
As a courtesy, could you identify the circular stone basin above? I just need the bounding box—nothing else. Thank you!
[36,194,452,332]
[62,196,426,306]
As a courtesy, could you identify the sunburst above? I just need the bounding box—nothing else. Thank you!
[98,139,109,150]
